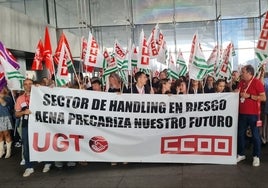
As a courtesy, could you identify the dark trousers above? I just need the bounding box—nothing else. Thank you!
[237,114,261,157]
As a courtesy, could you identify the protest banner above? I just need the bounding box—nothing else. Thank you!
[29,86,239,164]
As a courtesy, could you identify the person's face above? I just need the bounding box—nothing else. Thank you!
[42,78,49,86]
[139,74,148,85]
[207,77,214,85]
[240,68,251,81]
[180,82,187,93]
[232,72,239,80]
[159,72,167,79]
[192,80,199,86]
[23,80,33,93]
[109,76,116,87]
[216,81,225,92]
[163,80,171,90]
[92,83,102,91]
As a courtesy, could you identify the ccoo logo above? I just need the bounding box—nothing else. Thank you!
[89,136,108,153]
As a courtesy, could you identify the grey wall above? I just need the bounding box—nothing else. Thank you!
[0,5,80,57]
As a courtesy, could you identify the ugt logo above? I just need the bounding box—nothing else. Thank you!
[161,135,232,156]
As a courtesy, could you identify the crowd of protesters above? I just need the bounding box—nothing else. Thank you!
[0,64,267,177]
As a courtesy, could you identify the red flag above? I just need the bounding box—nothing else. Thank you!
[84,65,94,73]
[31,39,44,70]
[43,26,54,77]
[81,36,87,61]
[54,33,73,65]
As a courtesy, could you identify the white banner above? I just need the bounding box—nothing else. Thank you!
[29,86,239,164]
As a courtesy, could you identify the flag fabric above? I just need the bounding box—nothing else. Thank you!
[54,33,73,65]
[0,41,20,70]
[80,37,94,72]
[0,55,25,90]
[255,11,268,65]
[54,33,75,87]
[0,65,7,91]
[0,41,24,90]
[102,50,118,83]
[176,49,188,77]
[167,51,179,79]
[206,45,219,76]
[188,32,208,81]
[114,40,128,70]
[214,47,223,80]
[84,31,104,68]
[43,26,55,78]
[156,31,168,64]
[147,24,160,58]
[131,45,138,67]
[31,39,44,70]
[55,43,72,87]
[118,69,128,87]
[81,36,87,61]
[137,29,150,70]
[218,42,234,82]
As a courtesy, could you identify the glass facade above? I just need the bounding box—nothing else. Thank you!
[0,0,267,71]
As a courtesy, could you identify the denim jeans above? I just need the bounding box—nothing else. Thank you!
[22,126,33,168]
[237,114,261,157]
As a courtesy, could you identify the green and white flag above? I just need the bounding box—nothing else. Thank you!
[0,54,24,90]
[102,51,118,85]
[206,45,219,77]
[114,40,128,70]
[188,32,208,81]
[176,49,188,77]
[131,45,138,67]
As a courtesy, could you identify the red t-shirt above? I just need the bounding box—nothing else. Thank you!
[238,78,264,115]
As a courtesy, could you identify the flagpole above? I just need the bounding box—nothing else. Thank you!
[187,78,191,94]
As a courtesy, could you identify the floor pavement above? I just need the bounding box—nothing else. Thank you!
[1,144,268,188]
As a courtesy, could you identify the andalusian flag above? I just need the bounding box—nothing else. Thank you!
[114,40,128,70]
[176,49,187,77]
[102,50,118,85]
[188,32,208,81]
[131,45,138,67]
[206,45,219,77]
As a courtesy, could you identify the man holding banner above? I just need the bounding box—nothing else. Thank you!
[15,79,52,177]
[236,65,266,167]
